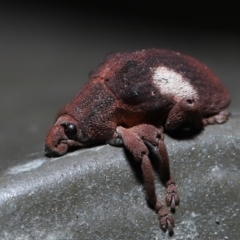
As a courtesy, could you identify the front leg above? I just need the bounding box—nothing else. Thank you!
[113,124,179,233]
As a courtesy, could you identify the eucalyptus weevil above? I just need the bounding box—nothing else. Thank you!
[45,49,230,233]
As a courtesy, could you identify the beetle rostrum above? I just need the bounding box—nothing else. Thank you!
[45,49,230,233]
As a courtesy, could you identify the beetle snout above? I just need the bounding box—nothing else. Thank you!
[45,124,69,157]
[44,139,68,157]
[45,145,62,157]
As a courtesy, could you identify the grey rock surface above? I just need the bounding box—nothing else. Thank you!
[0,116,240,239]
[0,1,239,240]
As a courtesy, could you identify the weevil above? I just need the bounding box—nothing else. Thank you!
[45,49,230,233]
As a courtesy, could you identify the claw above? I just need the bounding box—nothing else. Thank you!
[167,219,173,233]
[158,206,175,233]
[166,193,180,209]
[166,180,180,209]
[159,215,175,233]
[170,195,175,210]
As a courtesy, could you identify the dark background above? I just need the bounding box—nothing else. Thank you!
[0,0,239,170]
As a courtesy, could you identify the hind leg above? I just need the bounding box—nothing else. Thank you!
[165,97,203,132]
[202,110,229,126]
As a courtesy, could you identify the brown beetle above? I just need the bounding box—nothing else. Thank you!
[45,49,230,233]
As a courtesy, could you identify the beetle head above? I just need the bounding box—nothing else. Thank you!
[45,114,89,157]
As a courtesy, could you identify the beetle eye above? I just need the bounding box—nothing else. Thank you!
[63,123,77,139]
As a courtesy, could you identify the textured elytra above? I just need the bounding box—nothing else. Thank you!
[45,49,230,234]
[92,49,229,116]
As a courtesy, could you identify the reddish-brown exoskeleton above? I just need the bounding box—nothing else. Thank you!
[45,49,230,233]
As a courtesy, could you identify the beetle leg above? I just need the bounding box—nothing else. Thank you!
[142,154,175,233]
[165,97,203,132]
[107,131,124,146]
[157,139,180,210]
[202,110,229,126]
[116,125,176,233]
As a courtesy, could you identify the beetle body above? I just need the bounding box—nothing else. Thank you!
[45,49,230,233]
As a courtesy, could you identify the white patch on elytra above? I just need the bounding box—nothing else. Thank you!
[153,66,198,101]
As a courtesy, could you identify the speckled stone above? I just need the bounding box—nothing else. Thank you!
[0,116,239,239]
